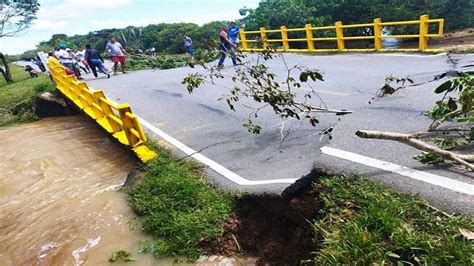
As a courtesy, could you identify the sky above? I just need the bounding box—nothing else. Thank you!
[0,0,261,54]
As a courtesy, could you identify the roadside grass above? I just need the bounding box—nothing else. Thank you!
[0,64,55,126]
[312,175,474,265]
[126,143,234,260]
[449,47,474,54]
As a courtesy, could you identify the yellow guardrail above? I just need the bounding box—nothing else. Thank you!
[47,60,157,162]
[239,15,444,53]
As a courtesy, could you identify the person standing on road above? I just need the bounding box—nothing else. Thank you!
[85,44,110,78]
[217,26,237,68]
[76,48,91,73]
[228,22,240,47]
[105,37,128,75]
[183,35,194,59]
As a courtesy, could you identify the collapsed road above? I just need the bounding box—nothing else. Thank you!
[87,53,474,214]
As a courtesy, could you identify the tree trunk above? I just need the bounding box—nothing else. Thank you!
[0,52,13,83]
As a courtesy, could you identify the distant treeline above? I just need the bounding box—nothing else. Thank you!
[17,0,473,59]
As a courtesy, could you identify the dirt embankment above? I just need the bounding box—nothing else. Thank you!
[202,174,324,265]
[430,28,474,52]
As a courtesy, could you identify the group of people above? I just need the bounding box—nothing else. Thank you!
[48,36,129,80]
[182,22,240,68]
[48,22,242,80]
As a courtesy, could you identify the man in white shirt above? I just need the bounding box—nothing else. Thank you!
[105,37,128,75]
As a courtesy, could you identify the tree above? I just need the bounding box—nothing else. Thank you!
[0,0,40,83]
[240,0,473,32]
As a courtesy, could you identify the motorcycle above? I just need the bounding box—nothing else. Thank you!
[32,57,46,72]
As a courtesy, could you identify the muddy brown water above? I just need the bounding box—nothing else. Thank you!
[0,116,163,265]
[0,116,261,266]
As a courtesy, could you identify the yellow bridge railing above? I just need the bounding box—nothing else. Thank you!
[239,15,444,53]
[47,60,156,162]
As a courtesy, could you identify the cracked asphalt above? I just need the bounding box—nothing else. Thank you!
[87,53,474,214]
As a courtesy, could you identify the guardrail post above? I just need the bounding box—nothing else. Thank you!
[239,29,249,51]
[93,91,122,133]
[438,19,445,37]
[260,27,268,50]
[305,24,315,51]
[419,15,429,51]
[280,26,289,51]
[374,18,382,51]
[118,103,141,147]
[335,21,345,51]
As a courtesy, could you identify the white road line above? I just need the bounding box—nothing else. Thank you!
[321,146,474,196]
[365,52,447,58]
[139,117,298,186]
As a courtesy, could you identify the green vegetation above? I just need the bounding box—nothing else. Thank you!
[241,0,473,32]
[127,50,219,71]
[21,21,227,60]
[109,250,137,263]
[0,64,55,126]
[126,144,234,260]
[312,175,474,265]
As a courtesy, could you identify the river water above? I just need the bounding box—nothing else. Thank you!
[0,116,160,265]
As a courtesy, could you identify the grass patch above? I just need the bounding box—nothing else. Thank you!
[126,143,234,260]
[311,175,474,265]
[0,64,55,126]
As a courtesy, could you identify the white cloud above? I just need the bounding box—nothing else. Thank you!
[32,20,68,31]
[36,0,132,23]
[90,18,158,29]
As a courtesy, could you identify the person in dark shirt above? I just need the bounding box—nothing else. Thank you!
[85,44,110,78]
[217,26,237,68]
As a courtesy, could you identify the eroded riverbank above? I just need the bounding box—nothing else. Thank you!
[0,116,158,265]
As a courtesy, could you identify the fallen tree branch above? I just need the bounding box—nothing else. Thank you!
[356,130,474,171]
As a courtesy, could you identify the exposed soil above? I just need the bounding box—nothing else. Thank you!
[35,91,77,117]
[209,183,322,265]
[429,28,474,52]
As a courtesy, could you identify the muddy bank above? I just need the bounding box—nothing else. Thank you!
[0,116,158,265]
[206,185,321,265]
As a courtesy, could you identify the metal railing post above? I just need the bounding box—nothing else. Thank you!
[281,26,289,51]
[374,18,382,51]
[260,27,268,50]
[419,15,429,51]
[305,24,315,51]
[335,21,345,51]
[239,29,248,51]
[118,103,140,147]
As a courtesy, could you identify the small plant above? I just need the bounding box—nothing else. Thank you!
[109,250,136,263]
[377,75,414,97]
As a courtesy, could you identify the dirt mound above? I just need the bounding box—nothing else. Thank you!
[215,187,321,265]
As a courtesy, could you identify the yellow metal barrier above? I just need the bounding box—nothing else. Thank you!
[239,15,444,53]
[48,60,157,162]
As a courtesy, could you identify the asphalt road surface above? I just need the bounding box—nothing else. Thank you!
[87,53,474,214]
